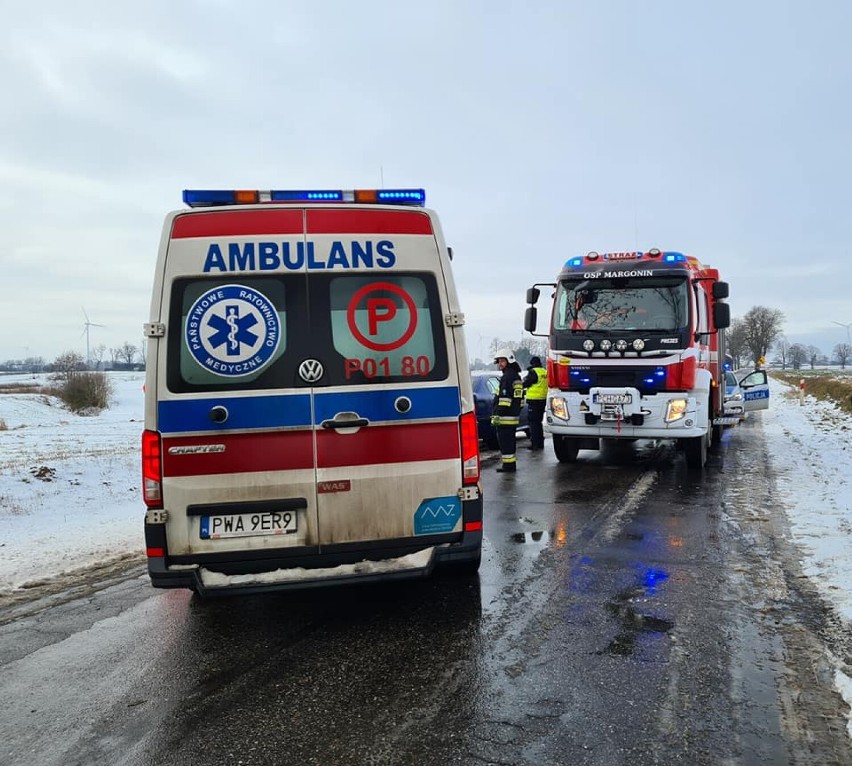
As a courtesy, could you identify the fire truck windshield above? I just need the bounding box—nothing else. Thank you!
[554,276,689,332]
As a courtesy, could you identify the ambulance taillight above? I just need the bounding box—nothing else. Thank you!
[142,430,163,507]
[460,412,480,485]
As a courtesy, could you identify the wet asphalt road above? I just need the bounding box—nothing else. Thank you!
[1,417,851,766]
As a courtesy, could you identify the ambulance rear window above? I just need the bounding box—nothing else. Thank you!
[167,273,449,392]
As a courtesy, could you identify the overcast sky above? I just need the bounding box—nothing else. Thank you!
[2,1,850,364]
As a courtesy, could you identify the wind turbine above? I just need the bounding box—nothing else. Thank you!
[832,320,852,345]
[81,308,105,367]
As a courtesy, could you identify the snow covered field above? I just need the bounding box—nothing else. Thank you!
[0,372,146,591]
[0,370,850,729]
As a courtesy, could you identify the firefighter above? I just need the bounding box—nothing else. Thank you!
[523,355,547,450]
[491,349,524,473]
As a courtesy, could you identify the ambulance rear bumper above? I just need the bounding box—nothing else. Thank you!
[146,529,482,596]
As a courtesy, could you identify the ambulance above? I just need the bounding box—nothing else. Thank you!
[142,188,482,595]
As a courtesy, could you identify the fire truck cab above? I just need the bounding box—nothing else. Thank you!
[525,249,730,469]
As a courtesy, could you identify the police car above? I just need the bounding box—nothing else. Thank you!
[142,188,483,595]
[723,368,771,421]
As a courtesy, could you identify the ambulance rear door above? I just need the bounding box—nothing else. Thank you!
[156,206,321,562]
[304,206,466,550]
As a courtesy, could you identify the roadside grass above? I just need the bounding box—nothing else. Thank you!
[0,373,113,413]
[771,370,852,415]
[0,383,42,394]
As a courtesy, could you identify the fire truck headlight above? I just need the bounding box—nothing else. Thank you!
[632,338,645,351]
[600,339,612,351]
[550,397,569,420]
[665,398,688,423]
[583,339,595,351]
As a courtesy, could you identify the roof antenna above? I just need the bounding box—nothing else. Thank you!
[380,165,385,187]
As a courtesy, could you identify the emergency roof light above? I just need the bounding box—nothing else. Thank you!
[182,188,426,208]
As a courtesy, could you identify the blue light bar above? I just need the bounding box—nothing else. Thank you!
[564,257,585,268]
[183,190,240,206]
[663,253,687,263]
[270,190,343,202]
[182,188,426,208]
[376,189,425,203]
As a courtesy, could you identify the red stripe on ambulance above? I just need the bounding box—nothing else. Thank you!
[162,432,313,477]
[170,209,303,238]
[306,209,433,235]
[161,422,459,477]
[316,421,458,467]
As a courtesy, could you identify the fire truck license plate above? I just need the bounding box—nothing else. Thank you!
[596,393,632,405]
[200,511,297,539]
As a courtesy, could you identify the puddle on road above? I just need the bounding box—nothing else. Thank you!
[602,575,675,657]
[510,528,568,548]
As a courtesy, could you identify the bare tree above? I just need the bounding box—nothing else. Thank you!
[773,336,790,370]
[24,356,46,374]
[806,345,822,369]
[834,342,852,369]
[51,350,86,381]
[788,343,808,370]
[726,319,749,369]
[115,342,139,369]
[743,306,785,366]
[90,343,107,371]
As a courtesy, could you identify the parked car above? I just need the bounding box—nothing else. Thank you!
[471,370,530,448]
[723,370,746,420]
[723,368,771,422]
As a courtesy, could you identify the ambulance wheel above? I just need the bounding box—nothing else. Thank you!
[552,435,580,463]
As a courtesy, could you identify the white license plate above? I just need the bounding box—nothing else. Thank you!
[596,393,632,405]
[200,511,298,539]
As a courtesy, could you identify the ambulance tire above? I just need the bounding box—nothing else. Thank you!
[552,435,580,463]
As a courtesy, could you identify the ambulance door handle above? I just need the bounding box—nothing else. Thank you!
[320,412,370,430]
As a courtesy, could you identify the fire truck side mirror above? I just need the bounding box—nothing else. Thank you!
[713,302,731,329]
[524,306,538,333]
[526,286,540,305]
[712,281,730,300]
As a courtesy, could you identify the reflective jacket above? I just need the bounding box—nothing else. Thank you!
[524,366,547,400]
[493,366,523,426]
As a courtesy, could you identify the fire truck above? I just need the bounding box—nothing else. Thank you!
[524,249,731,469]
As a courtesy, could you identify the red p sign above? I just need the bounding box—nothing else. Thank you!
[367,298,397,335]
[347,282,418,351]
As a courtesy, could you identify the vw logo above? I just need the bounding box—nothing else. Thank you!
[298,359,324,384]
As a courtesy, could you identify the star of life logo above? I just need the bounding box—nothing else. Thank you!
[185,284,281,377]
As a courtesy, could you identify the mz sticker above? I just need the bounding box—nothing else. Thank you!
[185,284,281,377]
